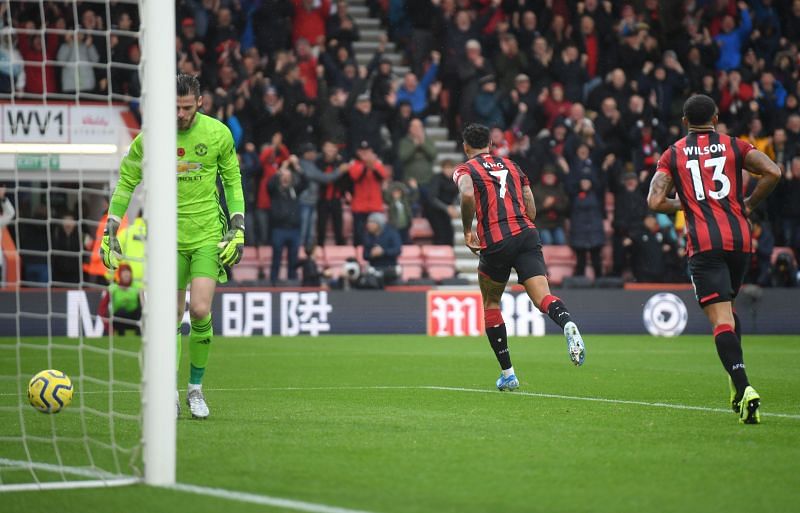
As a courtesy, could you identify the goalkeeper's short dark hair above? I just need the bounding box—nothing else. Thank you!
[682,94,717,126]
[177,73,201,98]
[462,123,491,149]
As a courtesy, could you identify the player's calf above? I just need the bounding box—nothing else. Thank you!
[485,308,518,390]
[539,295,585,366]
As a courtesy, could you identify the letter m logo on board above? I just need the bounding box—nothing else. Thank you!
[426,291,484,337]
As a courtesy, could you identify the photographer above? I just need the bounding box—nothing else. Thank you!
[362,212,402,286]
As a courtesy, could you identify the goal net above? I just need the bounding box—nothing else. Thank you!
[0,0,175,491]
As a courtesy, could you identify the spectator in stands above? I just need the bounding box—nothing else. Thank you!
[349,140,390,246]
[297,143,348,249]
[0,186,15,285]
[541,82,571,129]
[396,51,440,116]
[347,92,385,157]
[256,132,290,248]
[397,118,436,188]
[629,214,677,283]
[746,212,775,286]
[18,21,59,96]
[18,204,49,284]
[568,177,605,279]
[493,33,527,94]
[612,172,648,277]
[532,167,569,246]
[473,75,504,128]
[363,212,401,285]
[552,44,587,103]
[777,156,800,259]
[50,212,82,284]
[316,141,349,246]
[326,1,360,53]
[456,39,493,127]
[715,2,752,71]
[0,28,25,95]
[240,143,262,246]
[384,182,414,244]
[101,263,143,335]
[251,0,292,56]
[292,0,331,46]
[55,26,99,95]
[268,156,306,284]
[425,159,460,246]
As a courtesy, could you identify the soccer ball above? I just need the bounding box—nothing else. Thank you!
[28,370,74,414]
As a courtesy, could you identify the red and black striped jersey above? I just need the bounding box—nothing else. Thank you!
[453,153,535,249]
[656,131,754,257]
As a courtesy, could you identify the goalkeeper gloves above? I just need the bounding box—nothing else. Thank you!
[218,214,245,266]
[100,217,123,270]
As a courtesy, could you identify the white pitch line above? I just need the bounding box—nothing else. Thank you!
[2,385,799,420]
[170,482,380,513]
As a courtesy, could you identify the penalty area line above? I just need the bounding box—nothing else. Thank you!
[170,482,380,513]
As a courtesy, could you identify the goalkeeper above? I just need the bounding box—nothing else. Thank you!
[101,74,245,420]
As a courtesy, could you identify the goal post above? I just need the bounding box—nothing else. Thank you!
[140,0,176,486]
[0,0,176,491]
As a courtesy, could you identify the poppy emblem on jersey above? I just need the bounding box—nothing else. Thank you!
[195,143,208,156]
[177,147,185,157]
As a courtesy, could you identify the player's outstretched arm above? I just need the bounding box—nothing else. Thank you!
[647,171,682,214]
[522,185,536,222]
[743,149,781,214]
[457,174,480,253]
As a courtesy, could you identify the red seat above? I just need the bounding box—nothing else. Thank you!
[232,265,259,282]
[421,244,455,262]
[410,217,434,241]
[399,245,423,264]
[241,246,259,265]
[542,245,575,265]
[427,264,455,282]
[258,246,272,262]
[401,264,424,281]
[547,263,573,285]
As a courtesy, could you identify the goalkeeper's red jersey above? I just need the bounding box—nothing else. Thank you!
[452,153,535,249]
[655,131,754,257]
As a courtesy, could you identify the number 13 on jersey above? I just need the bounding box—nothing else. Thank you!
[687,156,730,201]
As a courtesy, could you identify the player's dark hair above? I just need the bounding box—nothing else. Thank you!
[682,94,717,126]
[177,73,201,98]
[462,123,491,149]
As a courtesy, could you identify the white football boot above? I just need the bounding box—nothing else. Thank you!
[186,388,209,419]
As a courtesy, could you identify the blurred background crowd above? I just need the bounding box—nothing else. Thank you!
[0,0,799,288]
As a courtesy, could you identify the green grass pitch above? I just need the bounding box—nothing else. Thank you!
[2,334,799,513]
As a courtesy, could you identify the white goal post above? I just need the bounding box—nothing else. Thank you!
[0,0,176,491]
[140,0,176,486]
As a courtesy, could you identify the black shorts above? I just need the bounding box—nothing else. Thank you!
[479,229,547,284]
[688,250,749,307]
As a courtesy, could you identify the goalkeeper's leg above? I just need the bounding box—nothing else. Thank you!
[186,274,217,419]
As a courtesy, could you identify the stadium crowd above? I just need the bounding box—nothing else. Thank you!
[1,0,799,287]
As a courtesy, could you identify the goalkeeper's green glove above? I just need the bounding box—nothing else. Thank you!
[100,217,123,270]
[218,214,245,266]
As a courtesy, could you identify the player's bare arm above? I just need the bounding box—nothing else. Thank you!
[458,174,480,253]
[743,150,781,213]
[522,185,536,222]
[647,171,682,214]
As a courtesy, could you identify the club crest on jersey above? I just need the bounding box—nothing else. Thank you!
[177,147,185,157]
[195,143,208,156]
[481,160,505,170]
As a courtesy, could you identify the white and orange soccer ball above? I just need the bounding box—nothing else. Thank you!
[28,370,74,414]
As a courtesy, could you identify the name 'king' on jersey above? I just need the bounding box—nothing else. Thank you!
[453,153,535,249]
[656,131,753,257]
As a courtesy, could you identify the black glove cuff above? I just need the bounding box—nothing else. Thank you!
[230,214,245,231]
